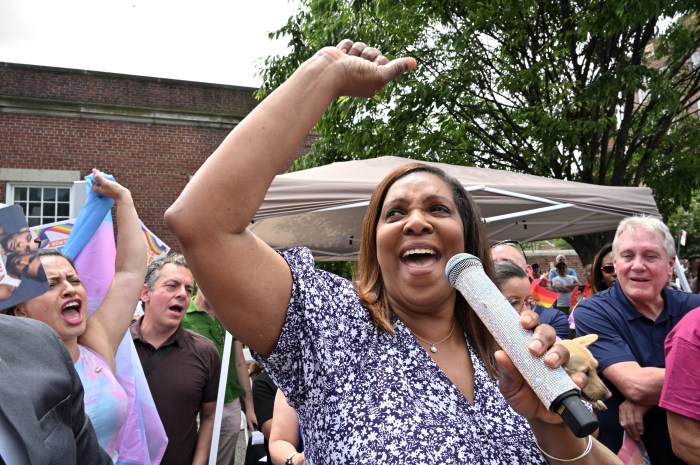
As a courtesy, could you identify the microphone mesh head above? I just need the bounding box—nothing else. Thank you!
[445,253,481,286]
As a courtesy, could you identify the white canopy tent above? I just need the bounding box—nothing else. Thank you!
[248,156,662,261]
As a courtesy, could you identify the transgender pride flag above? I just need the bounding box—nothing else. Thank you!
[63,171,167,465]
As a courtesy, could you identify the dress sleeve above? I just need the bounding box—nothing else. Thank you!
[253,247,375,410]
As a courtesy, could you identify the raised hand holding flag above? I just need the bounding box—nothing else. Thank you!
[64,169,167,465]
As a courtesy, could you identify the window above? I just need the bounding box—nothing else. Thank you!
[1,169,80,227]
[11,185,72,227]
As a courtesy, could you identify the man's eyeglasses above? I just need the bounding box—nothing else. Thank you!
[508,297,536,313]
[601,264,615,274]
[491,239,527,260]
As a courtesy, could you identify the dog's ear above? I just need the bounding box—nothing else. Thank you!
[574,334,598,346]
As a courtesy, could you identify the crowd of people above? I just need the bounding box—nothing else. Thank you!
[165,39,622,465]
[1,39,699,465]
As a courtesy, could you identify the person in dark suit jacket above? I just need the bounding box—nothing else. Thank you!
[0,314,112,465]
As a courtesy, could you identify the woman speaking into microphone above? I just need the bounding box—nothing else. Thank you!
[166,39,622,465]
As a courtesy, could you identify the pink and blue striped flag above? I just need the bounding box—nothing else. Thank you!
[63,171,167,465]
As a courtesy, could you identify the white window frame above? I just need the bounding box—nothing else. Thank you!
[1,169,81,227]
[7,183,73,227]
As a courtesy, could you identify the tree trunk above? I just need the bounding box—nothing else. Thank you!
[567,231,616,266]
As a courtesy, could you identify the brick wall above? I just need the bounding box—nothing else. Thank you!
[0,62,257,115]
[527,252,588,282]
[0,62,316,251]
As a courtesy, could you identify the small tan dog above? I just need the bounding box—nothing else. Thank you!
[556,334,610,410]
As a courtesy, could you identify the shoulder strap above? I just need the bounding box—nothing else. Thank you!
[143,344,174,376]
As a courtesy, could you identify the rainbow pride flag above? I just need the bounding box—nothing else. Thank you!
[63,171,167,465]
[33,222,74,250]
[530,282,559,308]
[141,223,170,264]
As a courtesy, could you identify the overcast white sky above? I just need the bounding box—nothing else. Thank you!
[0,0,299,87]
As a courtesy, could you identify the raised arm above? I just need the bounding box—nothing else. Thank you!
[165,40,415,356]
[79,170,147,370]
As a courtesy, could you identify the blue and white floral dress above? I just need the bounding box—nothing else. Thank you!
[255,247,547,465]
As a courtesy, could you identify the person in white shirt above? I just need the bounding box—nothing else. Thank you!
[552,261,580,315]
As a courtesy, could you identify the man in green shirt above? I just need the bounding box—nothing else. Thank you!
[182,288,257,465]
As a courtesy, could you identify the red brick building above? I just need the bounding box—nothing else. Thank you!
[0,62,314,250]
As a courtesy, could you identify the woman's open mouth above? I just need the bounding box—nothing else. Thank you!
[61,300,83,325]
[401,248,440,268]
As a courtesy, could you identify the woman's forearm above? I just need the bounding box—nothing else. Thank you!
[113,189,146,278]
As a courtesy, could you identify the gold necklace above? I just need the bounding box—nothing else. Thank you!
[410,319,456,353]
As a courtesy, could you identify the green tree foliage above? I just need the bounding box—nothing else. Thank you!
[668,189,700,259]
[316,260,355,280]
[258,0,700,263]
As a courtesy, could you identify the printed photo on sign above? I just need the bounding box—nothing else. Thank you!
[0,205,49,311]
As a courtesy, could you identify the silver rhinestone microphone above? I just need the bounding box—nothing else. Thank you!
[446,253,598,437]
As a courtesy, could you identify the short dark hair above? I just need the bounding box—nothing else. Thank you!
[144,253,188,290]
[493,260,528,289]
